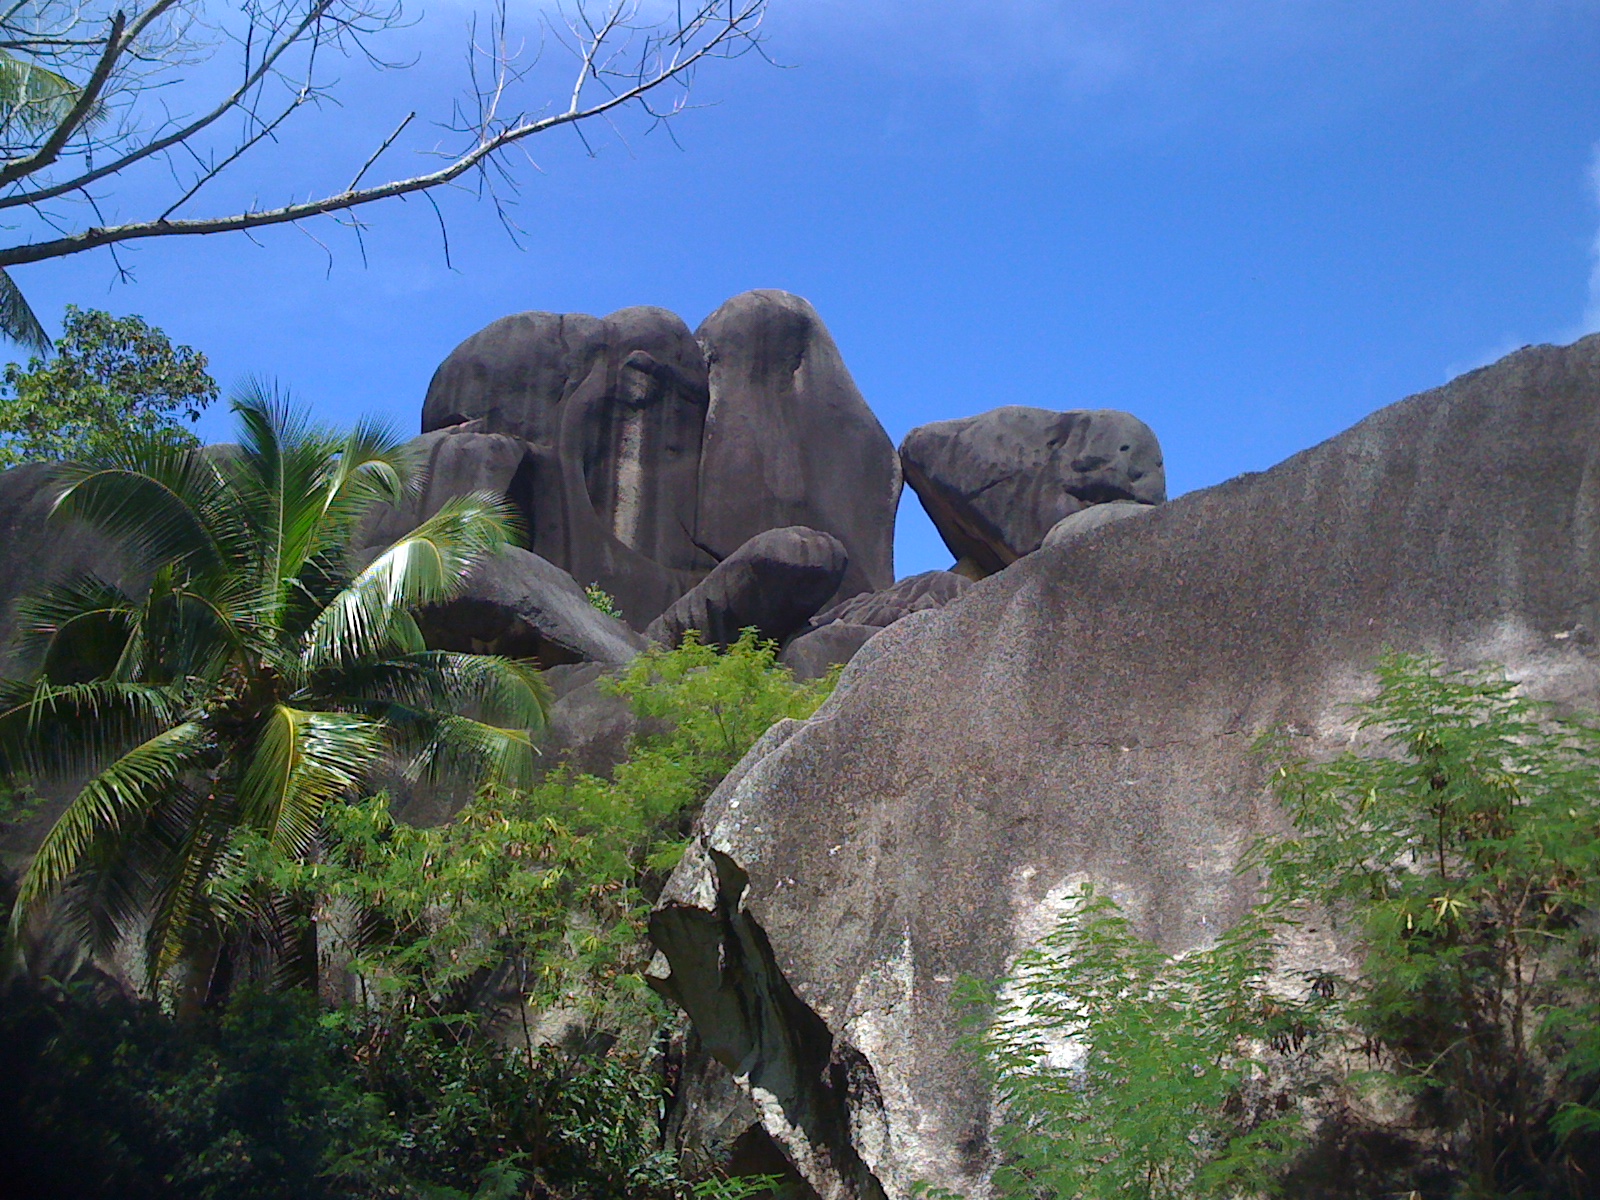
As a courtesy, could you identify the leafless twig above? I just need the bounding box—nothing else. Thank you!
[0,0,769,271]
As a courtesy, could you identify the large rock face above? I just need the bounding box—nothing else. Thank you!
[418,546,647,667]
[696,291,901,605]
[650,336,1600,1200]
[421,306,714,626]
[354,424,536,552]
[417,293,899,627]
[0,464,138,673]
[901,406,1164,576]
[647,527,849,650]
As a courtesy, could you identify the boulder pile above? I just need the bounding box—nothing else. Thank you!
[334,289,1164,694]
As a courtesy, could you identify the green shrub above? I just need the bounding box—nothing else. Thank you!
[0,980,391,1200]
[188,631,833,1196]
[964,653,1600,1200]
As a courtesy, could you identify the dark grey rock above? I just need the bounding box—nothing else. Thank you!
[777,622,879,682]
[646,527,848,650]
[804,570,972,633]
[354,424,535,553]
[422,307,715,627]
[540,674,653,780]
[0,465,146,871]
[901,406,1165,576]
[651,335,1600,1200]
[418,546,646,667]
[1039,498,1154,550]
[422,310,610,447]
[541,661,607,702]
[695,291,900,607]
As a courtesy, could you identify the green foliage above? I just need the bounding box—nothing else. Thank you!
[1252,652,1600,1197]
[0,979,391,1200]
[0,390,547,997]
[0,306,219,465]
[968,653,1600,1199]
[271,631,834,1031]
[586,582,623,618]
[603,630,838,867]
[959,889,1319,1200]
[191,631,832,1194]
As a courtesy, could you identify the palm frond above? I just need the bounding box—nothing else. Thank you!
[11,574,138,682]
[313,415,414,548]
[227,382,354,598]
[320,650,549,736]
[0,51,85,136]
[302,493,520,670]
[235,704,385,859]
[52,449,227,574]
[0,678,186,783]
[401,713,540,791]
[55,783,205,968]
[0,266,48,353]
[13,721,209,917]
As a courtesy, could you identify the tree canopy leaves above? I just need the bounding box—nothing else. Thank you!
[0,305,218,465]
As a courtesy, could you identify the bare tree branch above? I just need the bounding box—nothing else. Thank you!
[0,0,769,279]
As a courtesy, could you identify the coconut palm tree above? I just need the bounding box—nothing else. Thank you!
[0,385,549,1002]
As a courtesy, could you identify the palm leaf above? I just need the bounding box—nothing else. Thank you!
[0,51,83,136]
[402,712,541,791]
[317,650,549,736]
[13,721,209,916]
[11,574,138,681]
[55,782,205,967]
[0,677,186,783]
[235,704,385,858]
[0,266,48,353]
[52,448,228,574]
[313,415,413,549]
[302,492,520,670]
[227,382,355,601]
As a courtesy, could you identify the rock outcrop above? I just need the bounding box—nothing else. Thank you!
[695,292,901,606]
[354,424,536,552]
[0,464,139,673]
[421,305,714,626]
[647,527,848,650]
[900,406,1164,576]
[650,336,1600,1199]
[777,622,881,682]
[775,571,974,682]
[1039,497,1152,549]
[415,292,899,628]
[802,571,972,634]
[417,546,647,667]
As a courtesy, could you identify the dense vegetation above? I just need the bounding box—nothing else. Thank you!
[2,633,832,1198]
[0,377,835,1198]
[0,305,217,466]
[955,654,1600,1200]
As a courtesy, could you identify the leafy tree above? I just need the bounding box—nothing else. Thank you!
[0,979,396,1200]
[0,305,218,466]
[0,387,548,1007]
[1255,653,1600,1196]
[0,633,830,1199]
[249,633,833,1191]
[265,631,836,1044]
[963,653,1600,1200]
[950,889,1319,1200]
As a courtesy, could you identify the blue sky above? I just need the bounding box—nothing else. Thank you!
[10,0,1600,576]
